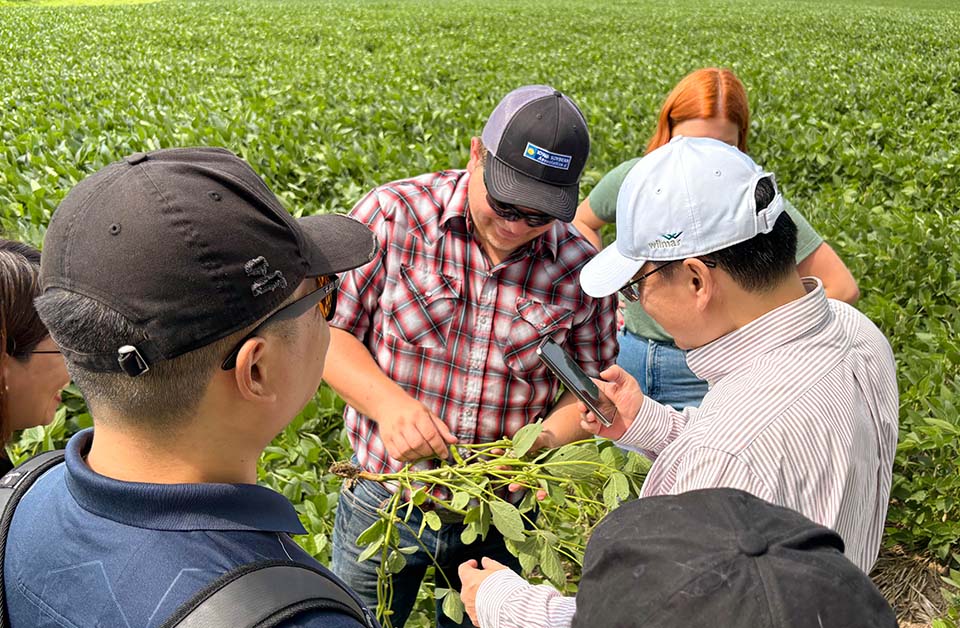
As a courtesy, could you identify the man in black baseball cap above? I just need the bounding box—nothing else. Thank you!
[461,489,898,628]
[6,147,377,628]
[324,86,617,627]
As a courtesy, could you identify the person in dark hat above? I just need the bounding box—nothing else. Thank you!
[6,147,378,628]
[323,86,618,627]
[462,488,898,628]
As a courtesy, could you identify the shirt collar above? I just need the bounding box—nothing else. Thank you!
[686,278,833,385]
[440,170,559,262]
[438,170,470,230]
[64,429,306,534]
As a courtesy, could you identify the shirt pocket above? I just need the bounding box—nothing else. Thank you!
[383,264,462,349]
[497,298,575,377]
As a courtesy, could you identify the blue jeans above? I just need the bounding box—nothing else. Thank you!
[332,478,521,628]
[617,330,709,410]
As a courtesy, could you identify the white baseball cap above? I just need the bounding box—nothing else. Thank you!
[579,136,785,298]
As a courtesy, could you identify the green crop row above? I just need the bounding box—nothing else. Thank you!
[2,0,958,621]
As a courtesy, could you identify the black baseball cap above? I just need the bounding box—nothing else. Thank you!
[41,147,377,376]
[572,488,897,628]
[481,85,589,222]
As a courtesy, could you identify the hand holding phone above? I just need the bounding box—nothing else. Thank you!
[536,338,614,426]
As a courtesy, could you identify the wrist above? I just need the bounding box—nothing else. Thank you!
[370,388,413,425]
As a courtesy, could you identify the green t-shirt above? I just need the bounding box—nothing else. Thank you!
[588,157,824,343]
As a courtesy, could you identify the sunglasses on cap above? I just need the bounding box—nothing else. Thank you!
[485,193,556,228]
[220,274,339,370]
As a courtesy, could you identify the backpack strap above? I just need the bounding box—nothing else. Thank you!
[0,450,68,628]
[160,559,378,628]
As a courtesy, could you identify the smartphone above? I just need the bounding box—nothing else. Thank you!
[536,338,613,426]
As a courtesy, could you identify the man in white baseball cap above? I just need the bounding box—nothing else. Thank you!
[458,136,899,628]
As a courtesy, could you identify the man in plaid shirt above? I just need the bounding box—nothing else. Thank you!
[325,85,617,628]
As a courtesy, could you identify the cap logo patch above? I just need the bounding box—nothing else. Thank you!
[522,142,572,170]
[648,232,683,249]
[244,256,288,296]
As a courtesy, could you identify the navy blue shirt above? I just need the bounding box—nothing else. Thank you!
[5,429,371,628]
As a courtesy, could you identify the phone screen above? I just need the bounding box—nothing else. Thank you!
[536,339,611,425]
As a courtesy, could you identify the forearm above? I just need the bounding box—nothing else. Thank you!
[323,328,410,420]
[571,198,606,251]
[571,218,602,250]
[797,243,860,304]
[540,391,590,447]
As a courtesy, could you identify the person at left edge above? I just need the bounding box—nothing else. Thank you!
[6,147,378,628]
[324,85,618,628]
[0,239,70,475]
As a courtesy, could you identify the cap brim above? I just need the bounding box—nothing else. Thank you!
[485,155,578,222]
[298,214,378,275]
[579,241,646,298]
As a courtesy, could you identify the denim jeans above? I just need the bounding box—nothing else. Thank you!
[617,329,709,410]
[332,478,521,628]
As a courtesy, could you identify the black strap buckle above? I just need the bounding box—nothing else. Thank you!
[117,345,150,377]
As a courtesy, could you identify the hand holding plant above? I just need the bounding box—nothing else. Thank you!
[458,557,509,627]
[375,394,458,462]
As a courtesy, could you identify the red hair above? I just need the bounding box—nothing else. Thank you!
[645,68,750,154]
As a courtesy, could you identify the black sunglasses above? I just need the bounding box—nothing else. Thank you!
[220,275,339,370]
[619,259,717,302]
[484,193,556,228]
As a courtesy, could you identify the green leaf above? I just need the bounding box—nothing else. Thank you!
[514,536,540,574]
[924,418,960,435]
[424,510,442,531]
[411,488,428,506]
[451,491,470,512]
[600,443,624,468]
[357,537,383,563]
[546,442,602,479]
[385,549,407,574]
[511,422,543,458]
[312,533,328,555]
[602,472,631,510]
[356,519,385,546]
[478,501,491,539]
[537,478,561,504]
[461,522,478,545]
[539,543,565,588]
[442,590,464,624]
[489,499,526,541]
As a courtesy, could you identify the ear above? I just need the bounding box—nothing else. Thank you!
[683,258,717,312]
[467,137,483,172]
[234,337,278,404]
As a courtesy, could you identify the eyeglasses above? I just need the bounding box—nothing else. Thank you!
[220,275,339,370]
[485,193,556,228]
[619,259,717,302]
[8,339,61,358]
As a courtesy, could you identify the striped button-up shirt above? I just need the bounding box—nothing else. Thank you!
[475,279,898,628]
[331,170,617,494]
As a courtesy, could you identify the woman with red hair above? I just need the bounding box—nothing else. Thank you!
[572,67,859,410]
